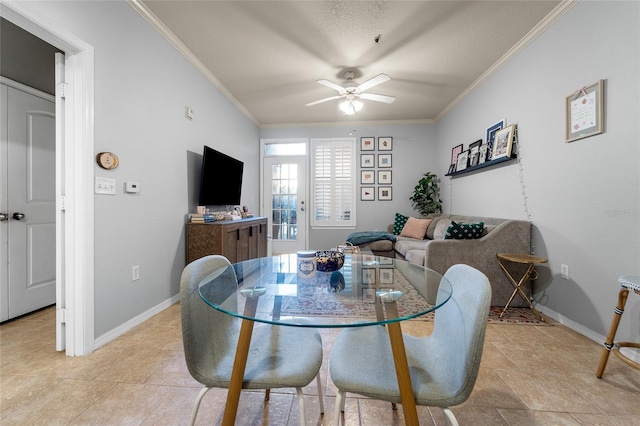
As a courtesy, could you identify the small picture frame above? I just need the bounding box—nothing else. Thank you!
[361,137,375,151]
[492,124,516,160]
[362,288,376,303]
[447,163,456,175]
[362,254,376,265]
[378,137,393,151]
[468,139,482,167]
[485,119,505,161]
[378,268,394,284]
[478,144,488,164]
[361,170,375,184]
[377,170,392,184]
[361,187,375,201]
[450,144,463,167]
[565,80,604,142]
[361,154,375,168]
[378,186,392,201]
[378,154,392,168]
[362,268,376,284]
[456,150,469,171]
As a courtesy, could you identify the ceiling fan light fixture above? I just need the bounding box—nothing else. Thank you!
[339,99,363,115]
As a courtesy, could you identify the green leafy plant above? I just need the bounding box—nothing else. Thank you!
[410,172,442,216]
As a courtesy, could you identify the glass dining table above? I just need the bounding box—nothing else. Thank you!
[198,253,453,425]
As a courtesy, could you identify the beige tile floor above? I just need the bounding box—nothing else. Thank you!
[1,304,640,425]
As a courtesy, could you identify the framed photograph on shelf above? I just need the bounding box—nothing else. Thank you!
[450,144,463,169]
[566,80,604,142]
[378,186,392,201]
[378,137,393,151]
[378,170,392,184]
[468,139,482,167]
[361,137,375,151]
[378,268,394,284]
[456,150,469,171]
[378,154,392,168]
[485,119,505,161]
[361,187,375,201]
[478,144,488,164]
[362,268,376,284]
[361,170,375,184]
[361,154,375,168]
[492,124,516,160]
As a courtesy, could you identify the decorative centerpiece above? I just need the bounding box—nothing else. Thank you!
[315,250,345,272]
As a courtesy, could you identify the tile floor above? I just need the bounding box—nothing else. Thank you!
[1,304,640,425]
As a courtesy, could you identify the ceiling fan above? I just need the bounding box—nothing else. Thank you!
[305,71,396,115]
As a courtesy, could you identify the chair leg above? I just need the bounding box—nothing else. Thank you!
[189,386,212,426]
[316,374,324,415]
[596,288,629,378]
[333,390,345,426]
[442,407,459,426]
[296,387,306,426]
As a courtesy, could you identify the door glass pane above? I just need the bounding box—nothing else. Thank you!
[271,163,298,241]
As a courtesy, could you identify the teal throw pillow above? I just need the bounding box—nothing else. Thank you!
[392,213,409,235]
[444,221,485,240]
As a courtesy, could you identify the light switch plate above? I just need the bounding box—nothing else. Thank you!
[95,177,116,195]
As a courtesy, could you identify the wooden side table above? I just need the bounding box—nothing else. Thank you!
[496,253,548,320]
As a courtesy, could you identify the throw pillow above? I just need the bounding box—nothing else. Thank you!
[392,213,409,235]
[444,221,485,240]
[400,217,433,239]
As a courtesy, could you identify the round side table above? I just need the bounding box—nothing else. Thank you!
[496,252,548,320]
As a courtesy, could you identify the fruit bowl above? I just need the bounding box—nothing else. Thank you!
[315,250,345,272]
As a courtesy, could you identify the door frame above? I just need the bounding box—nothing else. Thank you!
[1,0,95,356]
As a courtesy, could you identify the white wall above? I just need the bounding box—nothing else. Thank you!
[436,1,640,342]
[260,123,437,250]
[26,1,260,338]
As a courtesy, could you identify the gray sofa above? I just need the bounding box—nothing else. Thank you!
[365,214,532,307]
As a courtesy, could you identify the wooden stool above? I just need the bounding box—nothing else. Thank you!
[496,253,548,320]
[596,275,640,378]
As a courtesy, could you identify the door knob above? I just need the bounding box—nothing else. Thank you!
[12,212,25,220]
[0,213,7,221]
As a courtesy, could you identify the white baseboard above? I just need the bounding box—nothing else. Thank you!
[94,294,180,350]
[537,305,604,346]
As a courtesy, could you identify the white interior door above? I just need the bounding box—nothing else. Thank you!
[263,156,307,254]
[0,83,56,321]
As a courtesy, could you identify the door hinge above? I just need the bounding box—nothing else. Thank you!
[56,308,66,324]
[56,82,67,99]
[60,196,66,211]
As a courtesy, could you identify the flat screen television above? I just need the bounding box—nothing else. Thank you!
[198,146,244,206]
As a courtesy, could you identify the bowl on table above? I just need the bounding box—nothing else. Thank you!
[315,250,345,272]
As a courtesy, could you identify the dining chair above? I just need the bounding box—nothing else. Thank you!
[180,255,324,425]
[329,264,491,426]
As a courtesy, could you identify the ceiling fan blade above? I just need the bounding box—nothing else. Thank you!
[305,95,343,107]
[359,93,396,104]
[356,73,390,93]
[316,79,345,93]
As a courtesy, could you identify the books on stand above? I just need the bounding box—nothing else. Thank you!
[189,213,216,223]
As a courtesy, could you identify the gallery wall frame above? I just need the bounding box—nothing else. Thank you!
[361,137,375,151]
[566,80,604,142]
[378,136,393,151]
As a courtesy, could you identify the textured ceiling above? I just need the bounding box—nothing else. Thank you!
[133,1,565,127]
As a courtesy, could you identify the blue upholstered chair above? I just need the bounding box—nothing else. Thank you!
[329,264,491,426]
[180,255,324,425]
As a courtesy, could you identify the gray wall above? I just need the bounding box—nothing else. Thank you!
[260,123,437,250]
[436,1,639,342]
[24,1,260,338]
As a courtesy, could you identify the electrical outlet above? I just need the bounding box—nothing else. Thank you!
[132,265,140,281]
[560,264,569,280]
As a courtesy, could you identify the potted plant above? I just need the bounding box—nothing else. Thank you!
[410,172,442,216]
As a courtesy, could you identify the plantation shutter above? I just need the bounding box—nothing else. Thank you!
[311,138,356,227]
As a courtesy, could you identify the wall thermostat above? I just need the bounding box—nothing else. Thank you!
[125,182,140,193]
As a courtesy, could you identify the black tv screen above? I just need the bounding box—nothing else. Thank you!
[198,146,244,206]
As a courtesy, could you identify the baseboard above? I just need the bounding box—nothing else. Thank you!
[537,305,604,345]
[94,294,180,350]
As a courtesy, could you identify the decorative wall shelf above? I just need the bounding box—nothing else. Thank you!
[446,155,517,178]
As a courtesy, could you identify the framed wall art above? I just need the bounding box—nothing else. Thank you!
[362,288,376,303]
[456,150,469,171]
[468,139,482,167]
[361,170,375,184]
[378,170,392,184]
[378,136,393,151]
[378,268,394,284]
[566,80,604,142]
[485,119,505,161]
[361,137,375,151]
[378,186,392,201]
[378,154,392,168]
[492,124,516,160]
[361,154,375,168]
[361,187,375,201]
[362,268,376,284]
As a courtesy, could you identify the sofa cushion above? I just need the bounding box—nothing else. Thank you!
[400,217,432,239]
[404,249,425,266]
[425,215,441,239]
[433,219,453,240]
[394,238,429,258]
[392,213,409,235]
[444,221,485,239]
